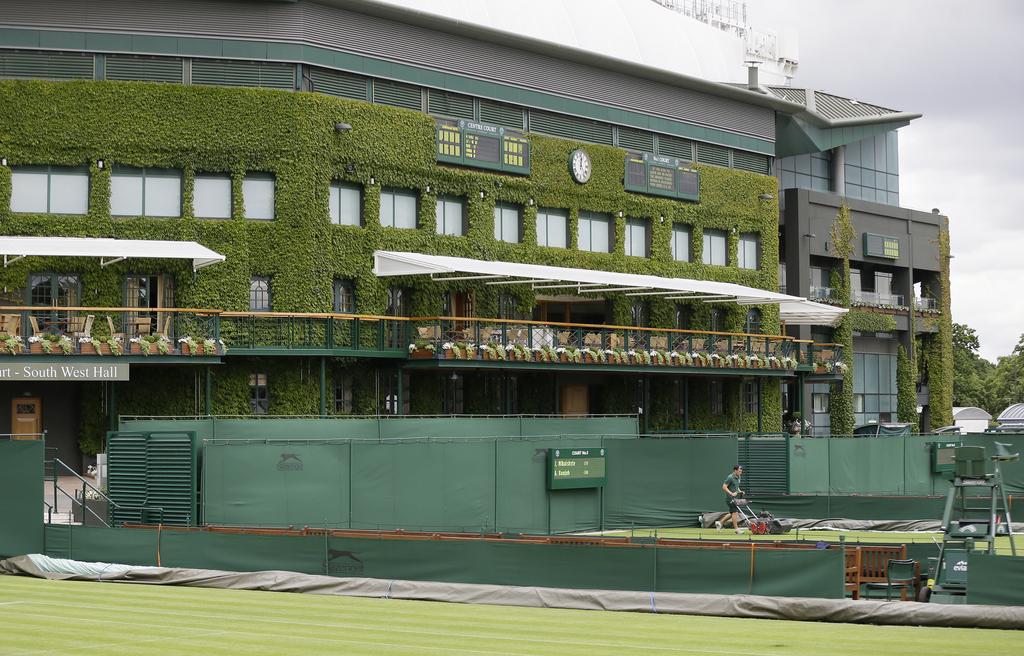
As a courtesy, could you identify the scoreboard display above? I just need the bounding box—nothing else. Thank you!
[863,233,900,259]
[435,119,530,175]
[547,447,607,490]
[623,152,700,201]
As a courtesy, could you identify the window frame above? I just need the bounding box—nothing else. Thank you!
[738,232,760,270]
[624,217,650,258]
[242,173,275,220]
[702,228,727,266]
[493,201,523,244]
[193,173,233,219]
[334,374,353,414]
[249,372,269,415]
[10,165,91,215]
[329,181,363,226]
[435,194,467,236]
[536,207,569,248]
[333,279,355,313]
[249,276,271,312]
[379,187,419,229]
[110,166,183,218]
[670,223,692,262]
[577,210,613,253]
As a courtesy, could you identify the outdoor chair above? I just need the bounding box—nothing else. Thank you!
[105,316,126,343]
[863,558,918,601]
[157,315,173,339]
[71,315,94,341]
[0,313,22,336]
[28,316,43,337]
[650,335,668,350]
[583,332,602,348]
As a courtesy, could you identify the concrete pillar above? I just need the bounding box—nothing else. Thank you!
[831,145,846,194]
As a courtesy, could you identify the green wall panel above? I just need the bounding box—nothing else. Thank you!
[0,440,43,558]
[967,554,1024,606]
[49,525,157,566]
[161,531,325,574]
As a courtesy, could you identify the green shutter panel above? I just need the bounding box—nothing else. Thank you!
[696,142,731,168]
[105,55,183,83]
[479,99,524,128]
[657,135,694,160]
[192,59,294,90]
[528,110,613,145]
[427,89,474,119]
[373,79,422,110]
[616,127,654,153]
[0,50,93,80]
[308,67,368,100]
[737,436,789,495]
[107,431,197,527]
[732,151,771,175]
[107,433,149,526]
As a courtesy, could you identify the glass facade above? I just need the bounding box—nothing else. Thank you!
[780,151,831,192]
[845,131,899,205]
[853,351,898,426]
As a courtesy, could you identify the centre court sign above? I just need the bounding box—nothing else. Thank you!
[0,363,129,381]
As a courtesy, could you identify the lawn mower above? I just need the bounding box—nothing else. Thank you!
[733,497,790,535]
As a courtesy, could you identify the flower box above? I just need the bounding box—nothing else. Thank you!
[132,341,169,355]
[80,342,109,356]
[483,351,505,361]
[410,348,435,359]
[29,342,44,354]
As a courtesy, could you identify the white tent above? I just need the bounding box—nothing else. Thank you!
[0,236,225,271]
[373,251,847,326]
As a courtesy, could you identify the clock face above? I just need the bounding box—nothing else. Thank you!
[569,149,592,183]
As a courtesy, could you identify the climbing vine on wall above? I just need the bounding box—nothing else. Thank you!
[828,203,855,435]
[923,228,954,428]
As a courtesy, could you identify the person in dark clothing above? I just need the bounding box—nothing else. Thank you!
[715,465,744,533]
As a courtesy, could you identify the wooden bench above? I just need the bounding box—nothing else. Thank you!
[845,544,908,599]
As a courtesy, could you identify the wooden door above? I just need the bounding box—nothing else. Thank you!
[560,384,589,416]
[11,397,42,439]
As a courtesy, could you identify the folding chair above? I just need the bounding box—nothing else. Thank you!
[863,559,917,601]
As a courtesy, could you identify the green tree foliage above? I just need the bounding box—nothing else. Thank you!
[827,203,855,435]
[951,323,995,415]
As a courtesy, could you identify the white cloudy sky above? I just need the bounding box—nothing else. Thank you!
[745,0,1021,361]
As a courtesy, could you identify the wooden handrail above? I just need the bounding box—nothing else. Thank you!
[220,311,413,321]
[0,305,218,314]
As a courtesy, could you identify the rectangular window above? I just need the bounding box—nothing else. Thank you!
[243,174,275,220]
[493,202,522,243]
[744,381,759,414]
[536,208,568,248]
[624,218,649,257]
[738,233,760,270]
[111,167,182,217]
[333,279,355,313]
[379,188,418,229]
[10,166,90,214]
[813,393,830,413]
[578,211,612,253]
[329,182,362,226]
[334,374,353,414]
[702,229,727,265]
[671,224,691,262]
[382,371,410,415]
[250,373,268,415]
[710,380,724,416]
[435,195,466,236]
[249,276,271,312]
[193,174,232,219]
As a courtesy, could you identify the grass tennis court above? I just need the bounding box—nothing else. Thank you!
[597,527,1019,554]
[0,575,1018,655]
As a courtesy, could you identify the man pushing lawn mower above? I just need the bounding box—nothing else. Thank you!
[715,464,744,534]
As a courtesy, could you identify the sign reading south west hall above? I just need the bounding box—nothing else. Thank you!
[0,363,129,381]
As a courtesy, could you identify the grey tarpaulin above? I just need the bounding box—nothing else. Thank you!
[2,554,1022,629]
[699,513,1024,533]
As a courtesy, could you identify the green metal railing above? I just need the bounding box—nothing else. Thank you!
[219,311,410,355]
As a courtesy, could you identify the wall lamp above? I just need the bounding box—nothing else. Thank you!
[528,198,534,206]
[369,176,375,186]
[0,158,7,167]
[344,162,356,175]
[758,193,774,201]
[479,190,485,199]
[334,122,352,133]
[425,184,431,193]
[97,159,105,170]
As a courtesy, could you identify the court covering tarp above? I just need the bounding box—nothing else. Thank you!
[969,554,1024,606]
[4,554,1023,627]
[0,440,43,558]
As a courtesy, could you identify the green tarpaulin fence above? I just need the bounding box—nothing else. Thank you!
[967,554,1024,606]
[0,440,43,558]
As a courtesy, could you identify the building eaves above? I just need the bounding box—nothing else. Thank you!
[767,86,922,128]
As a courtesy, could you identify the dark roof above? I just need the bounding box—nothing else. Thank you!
[765,86,920,127]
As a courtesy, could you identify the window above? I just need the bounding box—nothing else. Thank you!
[442,373,464,414]
[709,308,723,333]
[744,381,759,414]
[435,195,466,236]
[814,393,830,414]
[333,279,355,313]
[382,370,410,415]
[334,374,353,413]
[577,211,612,253]
[28,273,80,326]
[745,309,762,335]
[779,151,831,193]
[624,218,649,257]
[329,182,362,226]
[630,302,648,327]
[674,304,693,330]
[193,174,232,219]
[249,276,271,311]
[738,233,760,270]
[493,202,522,243]
[853,352,898,425]
[125,274,173,336]
[111,167,181,217]
[379,188,418,229]
[386,286,407,317]
[671,224,691,262]
[536,208,568,248]
[710,380,724,415]
[499,293,526,320]
[10,166,89,214]
[243,174,275,220]
[702,229,727,265]
[250,373,268,415]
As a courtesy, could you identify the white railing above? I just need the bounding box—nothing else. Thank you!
[851,290,905,307]
[914,297,938,311]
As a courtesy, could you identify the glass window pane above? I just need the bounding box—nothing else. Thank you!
[854,353,865,393]
[861,139,875,169]
[193,175,232,219]
[494,204,520,243]
[861,187,876,203]
[845,142,860,166]
[811,177,829,192]
[590,215,609,252]
[625,219,646,257]
[48,168,89,214]
[862,169,876,190]
[811,155,829,179]
[795,173,811,189]
[578,216,591,251]
[380,190,395,226]
[243,176,274,220]
[144,171,181,217]
[10,169,49,213]
[739,234,758,269]
[339,185,360,225]
[887,132,899,174]
[875,135,887,173]
[110,171,144,216]
[438,197,464,236]
[887,192,899,206]
[394,191,417,229]
[886,174,899,193]
[781,170,795,189]
[864,354,879,393]
[845,184,862,199]
[672,225,690,262]
[536,211,548,246]
[794,154,811,175]
[703,230,726,265]
[845,165,861,185]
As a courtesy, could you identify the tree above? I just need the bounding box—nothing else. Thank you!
[988,333,1024,416]
[950,323,995,415]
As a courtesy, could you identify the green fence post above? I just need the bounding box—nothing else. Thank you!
[319,357,327,418]
[205,367,213,417]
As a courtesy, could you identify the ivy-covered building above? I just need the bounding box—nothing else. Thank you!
[0,0,949,468]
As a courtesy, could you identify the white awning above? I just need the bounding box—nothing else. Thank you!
[373,251,847,326]
[0,236,226,271]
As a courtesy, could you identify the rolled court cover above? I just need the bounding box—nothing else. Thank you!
[3,555,1022,630]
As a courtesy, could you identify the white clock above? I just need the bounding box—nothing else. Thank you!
[569,148,592,184]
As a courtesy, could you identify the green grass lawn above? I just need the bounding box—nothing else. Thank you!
[597,527,1020,554]
[0,574,1018,655]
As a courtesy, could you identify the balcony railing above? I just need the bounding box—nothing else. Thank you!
[851,290,905,308]
[913,296,938,311]
[219,312,410,356]
[799,341,846,375]
[809,286,834,301]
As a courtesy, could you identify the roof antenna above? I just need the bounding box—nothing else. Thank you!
[745,61,762,93]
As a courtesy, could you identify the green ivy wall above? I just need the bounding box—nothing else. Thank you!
[0,80,783,450]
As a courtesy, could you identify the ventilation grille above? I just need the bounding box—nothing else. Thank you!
[308,66,367,100]
[696,142,731,168]
[529,110,613,145]
[373,79,422,110]
[479,99,524,128]
[657,135,694,160]
[427,89,474,119]
[0,50,93,80]
[107,431,197,527]
[737,436,789,495]
[105,55,183,83]
[617,127,655,153]
[191,59,294,90]
[732,151,771,175]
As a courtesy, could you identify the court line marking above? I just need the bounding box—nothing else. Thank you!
[7,629,229,656]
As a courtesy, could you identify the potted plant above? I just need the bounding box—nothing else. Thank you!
[81,335,123,356]
[408,338,436,359]
[0,333,23,355]
[482,342,508,361]
[709,353,723,368]
[533,345,556,363]
[649,350,668,366]
[130,334,173,356]
[582,347,605,364]
[179,336,223,356]
[556,346,582,363]
[29,333,73,355]
[631,349,652,366]
[508,343,532,361]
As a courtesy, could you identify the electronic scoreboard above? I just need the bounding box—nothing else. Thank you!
[547,447,607,490]
[624,152,700,202]
[435,119,530,175]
